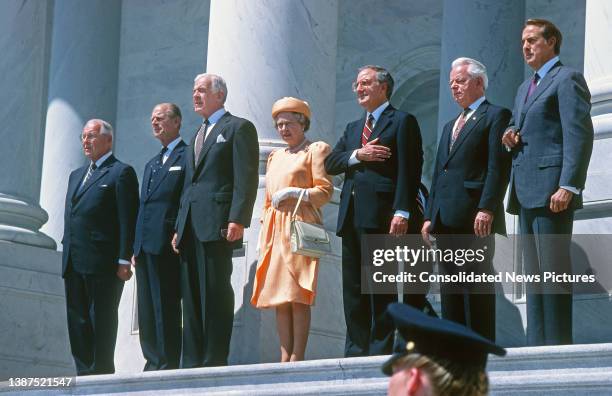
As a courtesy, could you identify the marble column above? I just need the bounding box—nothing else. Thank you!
[39,0,122,247]
[206,0,342,363]
[0,1,54,248]
[437,0,525,137]
[582,0,612,215]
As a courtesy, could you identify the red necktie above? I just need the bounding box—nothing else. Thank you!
[361,114,374,146]
[450,109,469,151]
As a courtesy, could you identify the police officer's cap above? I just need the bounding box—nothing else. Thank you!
[382,303,506,376]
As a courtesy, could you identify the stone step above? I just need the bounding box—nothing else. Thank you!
[3,344,612,395]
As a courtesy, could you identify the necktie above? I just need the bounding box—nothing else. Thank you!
[78,162,97,192]
[194,119,210,163]
[361,114,374,146]
[450,108,470,151]
[524,73,540,102]
[147,146,168,194]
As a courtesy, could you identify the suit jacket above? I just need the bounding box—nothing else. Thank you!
[426,101,511,235]
[325,105,423,235]
[62,154,139,277]
[507,62,594,214]
[134,140,187,256]
[175,112,259,246]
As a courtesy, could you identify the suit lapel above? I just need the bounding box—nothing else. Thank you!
[368,106,393,142]
[141,157,154,198]
[446,102,487,162]
[146,141,186,199]
[194,112,231,176]
[438,121,453,166]
[73,155,115,201]
[69,166,89,202]
[351,115,367,149]
[519,62,562,129]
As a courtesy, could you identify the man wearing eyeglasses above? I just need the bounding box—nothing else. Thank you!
[325,65,425,357]
[62,119,139,375]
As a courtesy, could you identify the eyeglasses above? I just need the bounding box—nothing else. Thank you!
[275,121,301,130]
[81,133,101,142]
[449,77,471,87]
[352,78,379,92]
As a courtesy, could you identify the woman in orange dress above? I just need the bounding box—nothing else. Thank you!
[251,97,333,362]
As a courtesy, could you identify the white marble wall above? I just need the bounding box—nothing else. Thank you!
[112,0,212,373]
[526,0,586,76]
[40,0,122,247]
[206,0,342,364]
[0,0,54,248]
[335,0,443,184]
[0,242,72,380]
[437,0,525,137]
[583,0,612,209]
[114,0,211,179]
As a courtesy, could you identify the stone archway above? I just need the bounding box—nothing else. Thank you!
[392,70,440,188]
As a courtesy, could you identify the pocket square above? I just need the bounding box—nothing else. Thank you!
[99,184,109,188]
[216,134,227,143]
[169,166,182,171]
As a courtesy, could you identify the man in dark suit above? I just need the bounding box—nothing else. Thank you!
[422,57,511,341]
[172,73,259,367]
[62,119,139,375]
[502,19,593,345]
[325,65,424,357]
[132,103,186,370]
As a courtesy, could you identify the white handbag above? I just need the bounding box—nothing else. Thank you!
[290,189,331,258]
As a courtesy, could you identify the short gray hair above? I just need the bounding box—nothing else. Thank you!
[87,119,114,138]
[194,73,228,104]
[451,57,488,90]
[357,65,395,99]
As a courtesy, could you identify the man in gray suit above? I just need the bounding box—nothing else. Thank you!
[172,73,259,367]
[502,19,593,345]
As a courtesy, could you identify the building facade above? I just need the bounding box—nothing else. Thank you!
[0,0,611,377]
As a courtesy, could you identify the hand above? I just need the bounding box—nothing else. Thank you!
[355,138,391,162]
[271,187,304,208]
[389,216,408,236]
[421,220,433,247]
[226,222,244,242]
[116,265,133,281]
[131,254,137,266]
[171,232,179,254]
[474,210,494,238]
[501,127,521,151]
[550,188,573,213]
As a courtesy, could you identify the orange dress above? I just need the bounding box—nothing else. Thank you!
[251,141,333,308]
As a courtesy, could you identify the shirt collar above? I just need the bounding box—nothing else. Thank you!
[165,136,182,153]
[368,101,390,123]
[465,96,486,113]
[93,151,112,168]
[535,56,560,80]
[206,107,226,124]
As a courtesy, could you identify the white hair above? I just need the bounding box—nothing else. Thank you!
[194,73,228,103]
[451,57,488,89]
[86,119,114,138]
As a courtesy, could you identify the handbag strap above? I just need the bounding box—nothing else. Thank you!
[291,189,323,223]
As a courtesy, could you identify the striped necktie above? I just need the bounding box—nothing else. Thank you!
[361,114,374,146]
